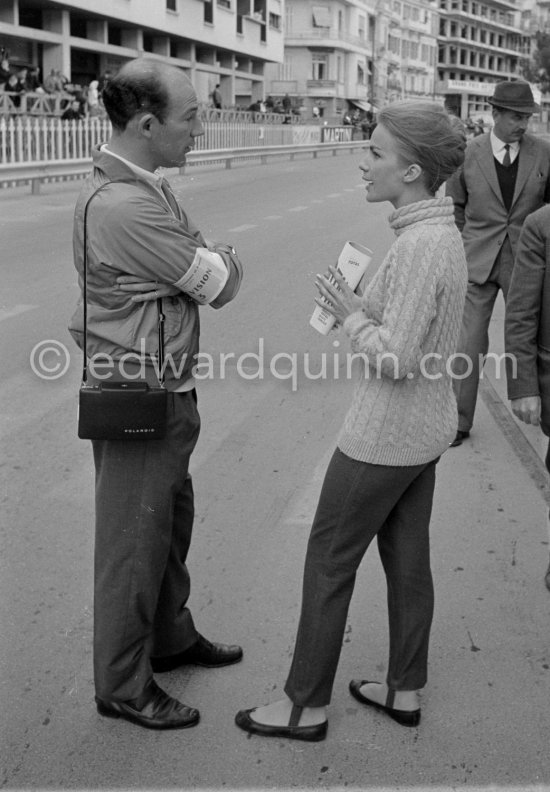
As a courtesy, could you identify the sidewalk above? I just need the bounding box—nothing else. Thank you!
[476,292,550,504]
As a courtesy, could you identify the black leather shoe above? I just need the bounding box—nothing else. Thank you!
[95,679,200,730]
[349,680,420,727]
[235,704,328,742]
[450,430,470,447]
[151,634,243,672]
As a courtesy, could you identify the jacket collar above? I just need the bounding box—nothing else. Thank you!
[91,143,158,186]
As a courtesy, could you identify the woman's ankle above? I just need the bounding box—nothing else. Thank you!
[359,682,420,711]
[251,697,327,726]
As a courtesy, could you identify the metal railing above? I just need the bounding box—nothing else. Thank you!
[0,90,76,117]
[0,116,316,166]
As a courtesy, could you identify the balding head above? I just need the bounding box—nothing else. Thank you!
[103,58,196,131]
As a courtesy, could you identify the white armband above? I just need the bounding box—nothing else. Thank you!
[174,248,229,305]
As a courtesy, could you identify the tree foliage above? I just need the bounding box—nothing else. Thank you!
[523,32,550,92]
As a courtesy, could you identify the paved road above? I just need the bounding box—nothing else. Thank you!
[1,154,549,792]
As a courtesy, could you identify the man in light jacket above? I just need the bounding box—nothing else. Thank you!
[69,59,243,731]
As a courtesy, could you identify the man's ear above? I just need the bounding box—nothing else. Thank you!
[404,163,422,183]
[136,113,157,138]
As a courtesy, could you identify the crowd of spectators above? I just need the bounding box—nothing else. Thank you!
[0,49,110,120]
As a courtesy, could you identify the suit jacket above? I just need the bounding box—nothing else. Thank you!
[505,204,550,436]
[446,132,550,283]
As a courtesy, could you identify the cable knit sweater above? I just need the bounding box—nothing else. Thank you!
[337,197,467,467]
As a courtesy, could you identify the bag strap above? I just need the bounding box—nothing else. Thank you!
[81,182,165,387]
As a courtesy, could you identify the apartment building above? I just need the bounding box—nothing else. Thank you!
[0,0,284,107]
[264,0,377,118]
[264,0,438,120]
[383,0,439,102]
[437,0,531,118]
[522,0,550,31]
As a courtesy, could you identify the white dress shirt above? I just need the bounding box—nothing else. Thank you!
[490,131,519,165]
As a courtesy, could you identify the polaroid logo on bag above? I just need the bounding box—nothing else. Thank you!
[123,428,157,434]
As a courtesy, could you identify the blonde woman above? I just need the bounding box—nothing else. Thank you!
[235,102,467,741]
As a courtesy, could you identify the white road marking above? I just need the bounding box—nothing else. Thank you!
[264,215,283,220]
[288,206,309,212]
[228,224,257,232]
[283,448,333,525]
[0,304,38,322]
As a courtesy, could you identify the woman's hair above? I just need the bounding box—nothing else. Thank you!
[377,101,466,194]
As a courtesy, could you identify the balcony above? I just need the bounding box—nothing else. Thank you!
[440,9,520,32]
[285,28,369,49]
[306,79,337,95]
[442,36,527,56]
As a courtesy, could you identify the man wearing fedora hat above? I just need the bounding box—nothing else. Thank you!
[446,80,550,446]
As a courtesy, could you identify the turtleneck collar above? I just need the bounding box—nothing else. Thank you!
[388,196,455,236]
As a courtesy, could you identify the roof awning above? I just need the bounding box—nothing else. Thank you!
[312,6,331,27]
[349,99,377,112]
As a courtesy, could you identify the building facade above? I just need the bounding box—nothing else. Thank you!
[381,0,439,103]
[263,0,439,120]
[437,0,531,119]
[0,0,543,121]
[0,0,284,107]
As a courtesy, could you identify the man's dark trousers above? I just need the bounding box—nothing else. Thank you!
[92,390,201,701]
[453,238,513,433]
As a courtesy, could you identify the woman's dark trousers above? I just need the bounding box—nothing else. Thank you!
[285,448,437,707]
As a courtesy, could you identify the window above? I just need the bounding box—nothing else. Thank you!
[285,2,293,32]
[278,54,293,80]
[312,5,331,28]
[357,62,364,84]
[218,0,231,7]
[312,53,328,80]
[388,34,400,54]
[108,25,122,45]
[166,0,176,10]
[269,12,281,29]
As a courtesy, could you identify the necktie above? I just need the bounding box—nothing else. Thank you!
[502,144,511,167]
